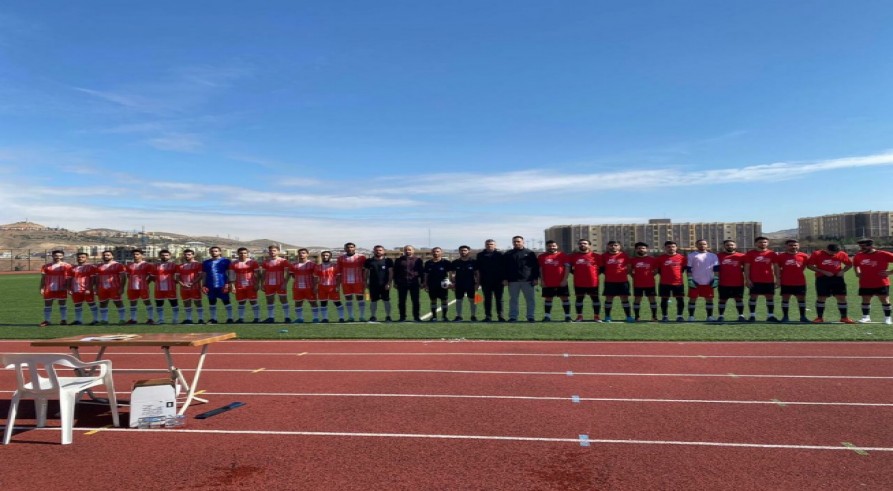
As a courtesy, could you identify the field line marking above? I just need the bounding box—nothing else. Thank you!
[57,427,893,452]
[841,442,870,456]
[419,299,458,320]
[84,424,113,436]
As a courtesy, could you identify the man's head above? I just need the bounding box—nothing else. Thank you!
[785,239,799,253]
[826,244,841,253]
[432,247,443,260]
[577,239,591,253]
[754,237,769,251]
[268,245,280,258]
[458,245,470,258]
[76,252,88,265]
[132,249,144,262]
[403,245,415,256]
[606,241,621,253]
[857,238,875,251]
[344,242,356,255]
[664,241,677,255]
[237,247,249,260]
[634,242,649,256]
[321,250,332,262]
[695,239,708,252]
[102,251,113,262]
[159,250,172,262]
[209,246,222,258]
[723,240,737,253]
[546,240,558,253]
[183,249,195,261]
[298,248,309,261]
[512,236,525,250]
[51,250,64,262]
[373,245,385,258]
[484,239,496,252]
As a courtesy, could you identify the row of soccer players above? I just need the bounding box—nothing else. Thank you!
[38,237,893,325]
[531,237,893,324]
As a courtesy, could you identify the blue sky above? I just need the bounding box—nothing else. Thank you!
[1,1,892,249]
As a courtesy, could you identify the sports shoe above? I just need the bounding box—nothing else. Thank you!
[89,321,99,326]
[39,321,50,327]
[716,315,724,322]
[385,316,393,322]
[812,317,825,324]
[687,316,696,322]
[252,318,260,324]
[71,320,83,326]
[497,317,507,322]
[593,315,602,322]
[348,318,356,322]
[294,318,304,323]
[208,319,218,324]
[604,316,612,322]
[482,317,491,322]
[575,315,584,322]
[886,318,893,325]
[766,315,779,323]
[625,316,635,323]
[542,315,551,322]
[321,319,329,323]
[284,317,292,323]
[60,319,68,326]
[799,316,809,323]
[339,318,346,323]
[565,316,573,322]
[706,316,716,322]
[264,318,275,324]
[454,316,464,322]
[508,318,517,322]
[839,317,854,324]
[126,319,138,325]
[858,316,872,324]
[145,319,155,325]
[661,316,669,323]
[312,318,320,323]
[470,316,478,322]
[226,319,235,324]
[235,319,244,324]
[780,316,790,323]
[359,318,366,322]
[369,316,377,322]
[738,315,748,322]
[527,317,536,323]
[676,316,685,323]
[429,317,437,322]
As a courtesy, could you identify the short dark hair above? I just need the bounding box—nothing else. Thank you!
[826,244,840,252]
[298,248,309,254]
[159,249,171,255]
[545,240,556,246]
[607,240,619,246]
[459,245,470,250]
[634,242,648,248]
[237,247,248,253]
[76,252,87,257]
[664,241,676,246]
[722,239,735,245]
[784,239,798,245]
[755,237,768,242]
[183,249,194,255]
[344,242,355,248]
[512,235,524,241]
[51,250,64,255]
[857,238,874,246]
[132,249,143,254]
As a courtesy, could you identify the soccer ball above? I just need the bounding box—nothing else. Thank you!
[440,278,452,289]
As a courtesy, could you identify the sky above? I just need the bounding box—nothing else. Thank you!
[1,1,892,250]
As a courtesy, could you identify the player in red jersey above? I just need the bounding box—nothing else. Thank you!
[315,250,344,322]
[68,252,98,325]
[289,248,319,322]
[537,240,571,322]
[567,239,602,322]
[630,242,658,321]
[39,250,72,326]
[853,239,893,324]
[338,242,367,321]
[716,240,747,322]
[602,241,633,322]
[126,249,156,324]
[743,237,779,322]
[152,250,180,324]
[95,250,127,324]
[806,243,854,323]
[177,249,204,324]
[656,241,687,322]
[229,247,261,323]
[260,245,291,323]
[773,240,810,323]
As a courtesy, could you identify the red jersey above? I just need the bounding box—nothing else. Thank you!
[656,254,686,286]
[774,252,809,286]
[153,261,178,294]
[717,252,746,287]
[41,262,72,293]
[854,250,893,288]
[602,252,630,283]
[230,259,260,289]
[96,261,126,291]
[338,254,366,286]
[69,264,97,293]
[315,261,340,287]
[744,250,776,283]
[261,257,289,288]
[126,261,155,292]
[630,255,658,288]
[288,261,316,290]
[807,250,851,277]
[568,252,601,287]
[537,252,569,288]
[177,261,203,287]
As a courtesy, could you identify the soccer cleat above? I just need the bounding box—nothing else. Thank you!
[812,317,824,324]
[126,319,138,325]
[625,316,635,323]
[542,315,551,322]
[89,321,99,326]
[99,320,109,325]
[369,316,377,322]
[886,318,893,325]
[71,320,83,326]
[766,315,779,323]
[252,318,260,324]
[716,315,725,322]
[747,316,756,323]
[470,316,478,322]
[293,318,304,323]
[527,317,535,323]
[339,318,346,323]
[676,316,685,323]
[454,316,464,322]
[604,316,612,322]
[208,319,218,324]
[226,319,235,324]
[780,316,789,323]
[593,315,602,322]
[575,315,584,322]
[429,317,437,322]
[738,315,747,322]
[264,318,275,324]
[661,316,669,323]
[385,316,393,322]
[688,316,696,322]
[359,318,366,322]
[497,317,507,322]
[839,317,854,324]
[858,316,872,324]
[321,319,329,323]
[39,321,50,327]
[348,318,356,323]
[706,316,716,322]
[235,319,244,324]
[284,317,292,323]
[312,318,321,323]
[799,316,809,323]
[60,320,68,326]
[508,318,517,322]
[566,316,573,322]
[145,319,155,325]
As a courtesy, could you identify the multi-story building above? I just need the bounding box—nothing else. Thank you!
[545,219,762,252]
[798,211,893,240]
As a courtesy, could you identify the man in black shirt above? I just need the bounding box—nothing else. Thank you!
[423,247,452,321]
[503,235,540,322]
[363,245,394,322]
[476,239,506,322]
[451,245,478,321]
[393,245,424,321]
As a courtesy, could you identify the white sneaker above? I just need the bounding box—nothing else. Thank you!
[688,316,696,322]
[707,316,716,322]
[858,316,872,324]
[886,318,892,325]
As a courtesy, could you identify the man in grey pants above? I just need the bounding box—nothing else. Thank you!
[502,236,540,322]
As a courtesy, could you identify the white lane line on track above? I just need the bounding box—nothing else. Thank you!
[19,427,893,453]
[33,351,893,360]
[3,390,893,407]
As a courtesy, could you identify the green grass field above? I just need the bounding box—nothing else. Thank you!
[1,273,891,341]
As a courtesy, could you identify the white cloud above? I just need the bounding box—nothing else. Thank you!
[146,133,203,152]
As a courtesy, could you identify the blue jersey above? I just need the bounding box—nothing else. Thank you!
[203,257,231,288]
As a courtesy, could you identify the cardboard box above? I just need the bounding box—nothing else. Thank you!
[130,378,177,428]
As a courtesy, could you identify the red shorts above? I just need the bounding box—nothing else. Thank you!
[317,285,341,301]
[235,287,258,302]
[98,288,122,302]
[154,289,177,300]
[293,288,317,301]
[180,286,202,301]
[688,285,715,299]
[263,284,287,296]
[42,290,67,300]
[341,283,365,296]
[127,289,150,301]
[71,292,95,303]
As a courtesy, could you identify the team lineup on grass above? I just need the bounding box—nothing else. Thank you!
[34,235,893,327]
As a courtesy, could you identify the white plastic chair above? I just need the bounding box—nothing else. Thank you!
[2,353,120,445]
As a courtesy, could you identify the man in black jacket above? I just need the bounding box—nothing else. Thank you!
[503,236,540,322]
[476,239,506,322]
[393,245,424,321]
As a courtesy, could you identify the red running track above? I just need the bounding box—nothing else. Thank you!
[1,340,892,490]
